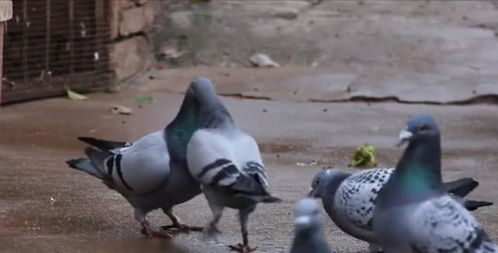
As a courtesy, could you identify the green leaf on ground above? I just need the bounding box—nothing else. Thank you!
[66,88,88,101]
[133,95,154,105]
[348,143,378,168]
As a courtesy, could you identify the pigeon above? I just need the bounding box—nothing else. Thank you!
[372,114,498,252]
[309,168,493,252]
[186,77,281,252]
[290,199,332,253]
[65,78,215,238]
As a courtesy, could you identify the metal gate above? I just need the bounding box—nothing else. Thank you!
[1,0,111,104]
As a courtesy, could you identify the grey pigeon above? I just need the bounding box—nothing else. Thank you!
[290,199,332,253]
[186,78,281,252]
[309,168,493,252]
[372,114,498,252]
[65,79,214,238]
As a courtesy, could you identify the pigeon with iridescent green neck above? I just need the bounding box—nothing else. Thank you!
[65,78,218,238]
[309,166,492,252]
[372,114,498,253]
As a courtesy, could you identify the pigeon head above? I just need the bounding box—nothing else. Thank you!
[178,77,220,114]
[294,198,321,232]
[165,78,220,161]
[169,78,209,122]
[188,77,233,128]
[397,114,440,147]
[188,77,219,107]
[308,168,343,198]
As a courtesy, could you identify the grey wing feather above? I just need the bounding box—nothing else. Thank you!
[197,158,271,200]
[336,168,393,229]
[188,128,278,201]
[411,195,498,252]
[233,162,270,197]
[114,131,171,194]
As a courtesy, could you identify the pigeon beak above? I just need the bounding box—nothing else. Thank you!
[307,187,316,198]
[294,216,312,226]
[397,128,413,147]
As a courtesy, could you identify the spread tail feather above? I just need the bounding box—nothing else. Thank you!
[66,158,105,179]
[66,146,114,181]
[78,137,128,151]
[463,199,494,211]
[84,146,113,172]
[444,177,478,197]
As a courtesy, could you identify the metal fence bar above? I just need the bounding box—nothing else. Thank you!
[2,0,111,104]
[22,0,27,83]
[45,0,51,82]
[69,0,74,74]
[94,0,103,72]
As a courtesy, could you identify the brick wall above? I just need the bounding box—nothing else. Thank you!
[108,0,155,81]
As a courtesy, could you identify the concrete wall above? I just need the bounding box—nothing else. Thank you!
[153,0,498,69]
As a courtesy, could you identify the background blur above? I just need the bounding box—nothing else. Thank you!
[2,0,498,104]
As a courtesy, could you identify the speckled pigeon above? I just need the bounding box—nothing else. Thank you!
[309,167,492,252]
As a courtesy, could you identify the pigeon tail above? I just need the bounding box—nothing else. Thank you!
[66,157,105,179]
[84,146,113,171]
[444,177,478,197]
[78,137,128,151]
[262,195,282,203]
[463,200,494,211]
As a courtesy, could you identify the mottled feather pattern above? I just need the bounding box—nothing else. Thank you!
[97,131,172,194]
[336,168,393,228]
[411,195,498,253]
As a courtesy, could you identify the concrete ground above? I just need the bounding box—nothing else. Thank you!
[1,69,498,253]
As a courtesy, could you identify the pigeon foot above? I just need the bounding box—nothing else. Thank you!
[140,221,173,239]
[228,243,257,253]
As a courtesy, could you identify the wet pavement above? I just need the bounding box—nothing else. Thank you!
[1,70,498,252]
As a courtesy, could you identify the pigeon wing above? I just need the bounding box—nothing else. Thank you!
[410,195,498,252]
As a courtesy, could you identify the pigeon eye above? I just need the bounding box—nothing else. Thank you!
[419,124,429,132]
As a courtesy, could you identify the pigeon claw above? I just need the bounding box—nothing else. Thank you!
[140,225,173,239]
[161,224,204,233]
[205,226,221,237]
[202,225,222,242]
[228,243,257,253]
[186,225,204,232]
